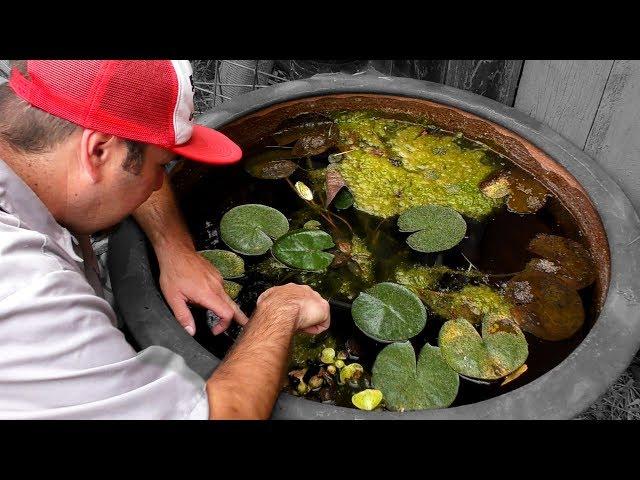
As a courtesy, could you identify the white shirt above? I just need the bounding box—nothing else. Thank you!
[0,158,209,419]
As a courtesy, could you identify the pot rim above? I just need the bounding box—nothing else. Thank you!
[110,73,640,419]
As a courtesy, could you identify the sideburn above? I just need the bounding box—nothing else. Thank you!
[121,141,145,175]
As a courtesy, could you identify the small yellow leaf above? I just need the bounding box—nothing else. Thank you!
[294,181,314,201]
[352,389,383,411]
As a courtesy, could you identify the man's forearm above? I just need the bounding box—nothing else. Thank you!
[206,303,298,419]
[133,175,194,254]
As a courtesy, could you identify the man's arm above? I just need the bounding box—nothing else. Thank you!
[206,284,330,419]
[133,175,248,335]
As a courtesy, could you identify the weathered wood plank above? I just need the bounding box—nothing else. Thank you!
[444,60,523,106]
[0,60,11,78]
[584,60,640,212]
[369,60,448,83]
[514,60,614,148]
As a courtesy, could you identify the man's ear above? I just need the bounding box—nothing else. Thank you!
[79,129,119,183]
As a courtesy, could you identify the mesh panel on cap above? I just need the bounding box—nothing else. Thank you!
[92,60,178,146]
[29,60,100,102]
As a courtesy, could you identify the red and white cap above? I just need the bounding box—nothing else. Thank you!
[8,60,243,165]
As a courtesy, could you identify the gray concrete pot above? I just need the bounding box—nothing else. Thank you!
[108,73,640,419]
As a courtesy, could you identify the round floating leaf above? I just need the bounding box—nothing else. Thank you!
[352,282,427,342]
[272,229,335,272]
[294,181,314,201]
[334,189,354,210]
[397,205,467,253]
[352,389,383,411]
[291,125,338,157]
[223,280,242,299]
[526,234,596,289]
[243,149,298,179]
[272,113,334,146]
[372,342,459,411]
[303,220,321,230]
[220,204,289,256]
[439,317,528,380]
[198,249,245,279]
[506,169,549,214]
[504,270,585,341]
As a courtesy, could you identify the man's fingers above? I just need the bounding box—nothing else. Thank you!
[165,294,196,336]
[227,299,249,326]
[194,292,235,335]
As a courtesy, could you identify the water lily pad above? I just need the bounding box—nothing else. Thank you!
[223,280,242,299]
[294,181,314,201]
[419,285,512,325]
[303,220,321,230]
[526,234,596,289]
[397,205,467,253]
[198,249,245,279]
[506,169,549,214]
[291,124,338,157]
[372,342,459,411]
[272,113,334,146]
[220,204,289,256]
[352,282,427,342]
[439,317,528,380]
[272,229,335,272]
[504,270,585,341]
[352,389,383,411]
[243,149,298,179]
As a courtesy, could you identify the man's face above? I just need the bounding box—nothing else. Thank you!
[69,137,176,234]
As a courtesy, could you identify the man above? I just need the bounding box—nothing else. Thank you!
[0,60,330,419]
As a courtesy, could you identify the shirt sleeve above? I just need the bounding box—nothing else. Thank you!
[0,268,210,420]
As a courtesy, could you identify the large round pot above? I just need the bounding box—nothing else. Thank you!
[108,73,640,419]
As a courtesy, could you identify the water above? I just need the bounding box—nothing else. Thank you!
[173,116,596,410]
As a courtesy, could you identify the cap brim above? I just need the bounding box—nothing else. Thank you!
[168,124,243,165]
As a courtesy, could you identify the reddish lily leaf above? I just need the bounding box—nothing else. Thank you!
[504,270,585,341]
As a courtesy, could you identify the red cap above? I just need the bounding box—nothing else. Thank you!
[8,60,243,165]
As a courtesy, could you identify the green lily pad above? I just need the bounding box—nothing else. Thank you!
[272,229,335,272]
[243,149,298,179]
[372,342,459,411]
[198,249,245,279]
[223,280,242,299]
[352,282,427,342]
[352,389,383,411]
[220,204,289,256]
[397,205,467,253]
[303,220,321,230]
[439,317,528,380]
[419,285,512,325]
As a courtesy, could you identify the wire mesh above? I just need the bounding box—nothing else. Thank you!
[191,60,290,113]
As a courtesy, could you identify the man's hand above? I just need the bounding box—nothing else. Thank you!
[133,177,249,336]
[256,283,330,335]
[207,283,330,419]
[156,244,249,336]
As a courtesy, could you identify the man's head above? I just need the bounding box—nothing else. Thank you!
[0,60,242,234]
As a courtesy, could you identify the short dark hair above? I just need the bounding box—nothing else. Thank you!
[0,60,146,175]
